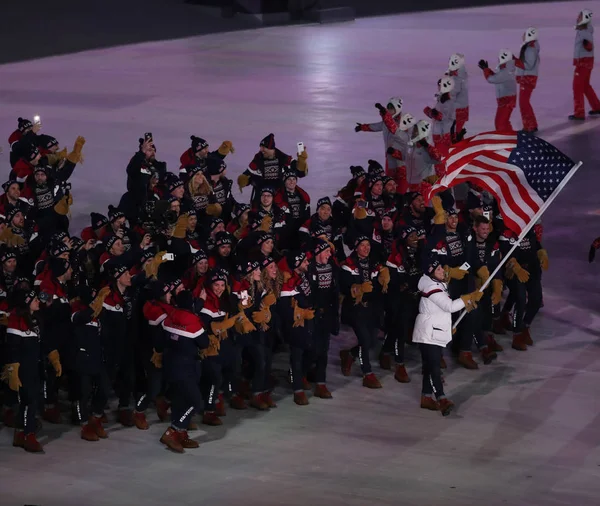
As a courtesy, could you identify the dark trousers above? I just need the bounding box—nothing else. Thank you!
[170,367,203,431]
[18,368,40,435]
[77,370,111,423]
[510,275,543,332]
[313,313,331,384]
[382,295,418,364]
[199,357,221,412]
[470,290,494,349]
[135,362,163,413]
[350,309,379,374]
[420,343,445,399]
[236,338,266,395]
[290,346,311,392]
[448,279,475,352]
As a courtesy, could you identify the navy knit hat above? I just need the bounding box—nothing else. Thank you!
[107,205,125,223]
[175,290,195,311]
[286,250,307,270]
[260,187,275,196]
[206,157,227,176]
[190,136,209,153]
[367,159,384,175]
[314,238,331,255]
[105,235,120,251]
[209,217,225,232]
[191,249,208,265]
[17,117,33,132]
[209,269,228,285]
[256,232,273,246]
[168,178,184,193]
[2,180,18,193]
[260,255,275,269]
[238,260,260,277]
[426,258,441,277]
[316,197,332,210]
[150,280,171,301]
[1,249,17,263]
[354,235,370,249]
[110,263,129,280]
[400,226,417,241]
[350,166,366,179]
[260,133,276,149]
[215,231,233,247]
[91,212,109,231]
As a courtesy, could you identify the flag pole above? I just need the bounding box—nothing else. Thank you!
[452,161,583,329]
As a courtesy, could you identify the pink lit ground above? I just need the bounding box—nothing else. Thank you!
[1,2,600,505]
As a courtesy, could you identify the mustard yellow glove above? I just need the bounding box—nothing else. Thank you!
[237,174,250,192]
[144,251,168,279]
[507,258,530,283]
[90,286,111,318]
[537,249,549,271]
[150,349,163,369]
[1,363,22,392]
[206,203,222,217]
[431,195,445,225]
[200,335,221,359]
[171,214,189,239]
[296,149,308,174]
[67,135,86,164]
[444,265,468,281]
[217,140,235,156]
[491,279,503,306]
[460,290,483,312]
[262,293,277,307]
[48,350,62,377]
[378,267,390,293]
[476,266,490,285]
[260,215,273,232]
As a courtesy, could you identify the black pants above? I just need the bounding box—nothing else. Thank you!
[313,313,331,384]
[509,275,543,332]
[135,362,163,413]
[199,357,221,412]
[382,295,418,364]
[170,364,203,431]
[77,370,111,423]
[420,343,445,399]
[290,346,311,392]
[349,308,379,375]
[18,369,40,435]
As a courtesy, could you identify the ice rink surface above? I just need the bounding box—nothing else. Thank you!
[1,2,600,505]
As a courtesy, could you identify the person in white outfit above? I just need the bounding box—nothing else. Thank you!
[412,259,482,415]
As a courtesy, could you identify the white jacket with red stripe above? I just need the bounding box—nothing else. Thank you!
[411,274,465,347]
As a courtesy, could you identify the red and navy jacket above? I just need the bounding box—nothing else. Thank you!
[5,311,43,364]
[243,149,295,194]
[498,228,539,275]
[39,275,72,351]
[71,298,104,373]
[274,186,311,225]
[142,300,173,353]
[162,307,208,379]
[340,253,382,305]
[386,241,423,295]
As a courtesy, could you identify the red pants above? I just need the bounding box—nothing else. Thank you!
[455,107,469,134]
[433,133,451,177]
[495,95,517,132]
[517,75,538,131]
[573,64,600,117]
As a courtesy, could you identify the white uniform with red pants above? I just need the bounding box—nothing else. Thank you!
[573,24,600,117]
[424,96,455,177]
[483,61,517,131]
[515,41,540,132]
[448,67,469,133]
[358,115,410,191]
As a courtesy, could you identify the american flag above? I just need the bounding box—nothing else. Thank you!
[425,131,576,235]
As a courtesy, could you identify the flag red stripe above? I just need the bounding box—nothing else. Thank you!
[446,141,518,173]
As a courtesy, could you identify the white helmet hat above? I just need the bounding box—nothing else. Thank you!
[387,97,403,118]
[498,49,513,65]
[398,113,415,132]
[448,53,465,71]
[577,9,593,26]
[523,26,538,43]
[411,120,431,144]
[438,76,455,94]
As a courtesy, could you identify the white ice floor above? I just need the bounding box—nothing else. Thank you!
[1,2,600,505]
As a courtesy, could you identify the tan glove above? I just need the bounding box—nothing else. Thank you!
[350,281,373,305]
[444,265,468,281]
[144,251,168,279]
[262,293,277,307]
[292,299,306,327]
[460,290,484,312]
[353,201,368,220]
[90,286,111,318]
[1,363,22,392]
[0,228,25,247]
[206,203,222,217]
[476,266,490,285]
[491,279,503,306]
[54,194,73,216]
[317,234,336,253]
[171,214,189,239]
[237,174,250,192]
[506,258,530,283]
[252,307,272,325]
[259,215,272,232]
[0,314,8,326]
[211,315,238,338]
[67,135,86,164]
[234,311,257,334]
[423,174,439,185]
[200,334,221,359]
[302,307,315,321]
[46,147,68,165]
[150,348,163,369]
[296,149,308,174]
[431,195,445,225]
[378,267,390,294]
[217,140,235,156]
[537,249,549,271]
[48,349,62,377]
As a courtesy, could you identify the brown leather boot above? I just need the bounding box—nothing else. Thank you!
[89,416,108,439]
[118,409,134,427]
[494,311,512,334]
[155,396,170,422]
[160,427,184,453]
[394,364,410,383]
[522,327,533,346]
[238,379,252,400]
[100,412,108,424]
[24,433,43,453]
[480,346,497,365]
[81,423,100,441]
[420,396,440,411]
[438,398,455,417]
[302,377,312,391]
[440,356,447,369]
[202,412,223,426]
[379,353,392,371]
[133,411,149,430]
[215,394,227,417]
[362,373,382,389]
[512,332,528,351]
[293,392,309,406]
[487,334,504,352]
[250,394,269,411]
[230,394,248,410]
[13,429,25,448]
[263,392,277,408]
[339,349,354,376]
[177,430,199,449]
[458,351,479,370]
[43,405,62,424]
[313,384,333,399]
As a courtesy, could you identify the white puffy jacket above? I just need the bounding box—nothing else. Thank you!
[411,274,465,347]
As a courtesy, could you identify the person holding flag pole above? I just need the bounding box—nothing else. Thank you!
[424,131,583,340]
